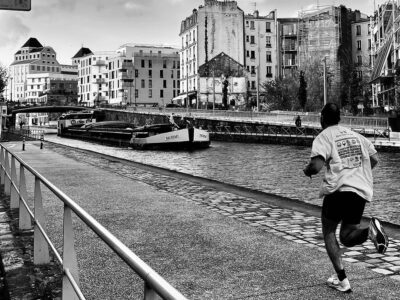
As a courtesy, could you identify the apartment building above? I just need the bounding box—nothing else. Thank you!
[277,18,299,77]
[75,49,114,106]
[351,12,373,108]
[370,1,400,110]
[179,0,245,107]
[6,37,64,102]
[25,72,77,104]
[115,44,180,106]
[244,10,278,95]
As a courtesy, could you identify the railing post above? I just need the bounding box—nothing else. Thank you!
[144,282,162,300]
[34,177,50,264]
[62,205,80,300]
[4,151,11,196]
[19,165,32,230]
[0,147,4,185]
[10,156,19,208]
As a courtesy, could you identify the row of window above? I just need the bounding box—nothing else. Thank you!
[246,66,273,75]
[246,50,273,62]
[246,20,273,33]
[15,52,55,61]
[246,35,272,46]
[140,59,180,69]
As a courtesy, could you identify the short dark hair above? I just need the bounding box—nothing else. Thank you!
[321,102,340,126]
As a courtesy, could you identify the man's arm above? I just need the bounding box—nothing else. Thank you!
[370,153,378,169]
[303,156,325,177]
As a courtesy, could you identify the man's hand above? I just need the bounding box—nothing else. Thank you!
[303,156,325,178]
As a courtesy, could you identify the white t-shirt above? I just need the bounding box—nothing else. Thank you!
[311,125,377,201]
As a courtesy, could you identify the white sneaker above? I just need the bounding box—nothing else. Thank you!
[369,217,389,254]
[326,275,352,293]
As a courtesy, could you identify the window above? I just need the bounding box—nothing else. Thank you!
[148,60,152,68]
[141,60,145,68]
[266,51,272,62]
[141,79,145,88]
[160,90,164,98]
[163,60,167,68]
[266,22,271,32]
[148,70,152,77]
[266,66,272,77]
[163,80,167,88]
[250,21,255,29]
[251,66,255,74]
[246,50,249,57]
[357,55,362,65]
[356,25,361,36]
[246,35,249,42]
[357,40,361,50]
[368,39,371,49]
[149,89,152,98]
[250,51,255,59]
[266,36,271,47]
[149,79,152,88]
[251,81,256,89]
[135,69,138,77]
[135,89,138,98]
[250,36,255,44]
[160,70,164,78]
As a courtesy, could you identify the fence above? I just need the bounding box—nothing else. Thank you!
[0,144,187,300]
[131,107,389,130]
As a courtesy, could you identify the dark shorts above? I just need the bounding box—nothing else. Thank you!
[322,191,366,225]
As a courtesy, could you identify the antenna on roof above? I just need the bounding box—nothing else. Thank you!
[252,1,256,11]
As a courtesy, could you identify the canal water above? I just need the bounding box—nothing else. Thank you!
[46,135,400,225]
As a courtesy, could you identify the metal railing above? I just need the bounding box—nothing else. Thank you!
[131,107,389,130]
[0,144,187,300]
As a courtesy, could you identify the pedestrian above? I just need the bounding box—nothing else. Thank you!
[303,102,389,293]
[295,115,302,127]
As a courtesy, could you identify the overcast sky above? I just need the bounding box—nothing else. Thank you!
[0,0,378,66]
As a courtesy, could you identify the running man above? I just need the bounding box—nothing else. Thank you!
[303,103,389,293]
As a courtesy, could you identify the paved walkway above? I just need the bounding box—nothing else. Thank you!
[0,140,400,299]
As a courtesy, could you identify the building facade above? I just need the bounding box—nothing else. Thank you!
[277,18,299,77]
[179,0,245,107]
[244,10,278,97]
[6,38,65,103]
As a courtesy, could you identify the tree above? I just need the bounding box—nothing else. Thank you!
[298,71,307,109]
[0,64,8,96]
[301,56,325,111]
[260,74,299,111]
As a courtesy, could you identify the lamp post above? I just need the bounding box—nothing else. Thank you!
[322,56,328,106]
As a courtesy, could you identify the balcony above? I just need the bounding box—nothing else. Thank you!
[118,73,133,80]
[93,78,106,84]
[93,60,106,66]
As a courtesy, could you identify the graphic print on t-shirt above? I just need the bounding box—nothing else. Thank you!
[335,137,362,168]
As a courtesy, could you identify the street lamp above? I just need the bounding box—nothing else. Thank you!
[322,56,328,106]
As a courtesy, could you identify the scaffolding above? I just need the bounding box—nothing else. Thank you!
[297,6,342,97]
[371,0,400,108]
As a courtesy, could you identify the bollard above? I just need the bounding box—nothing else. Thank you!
[22,137,25,151]
[40,134,44,149]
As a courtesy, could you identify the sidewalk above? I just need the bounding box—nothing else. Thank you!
[0,140,400,299]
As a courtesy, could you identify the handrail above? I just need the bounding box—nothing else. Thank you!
[0,144,187,300]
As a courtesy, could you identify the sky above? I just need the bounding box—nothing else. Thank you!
[0,0,380,66]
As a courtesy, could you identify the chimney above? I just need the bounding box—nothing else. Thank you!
[253,10,259,18]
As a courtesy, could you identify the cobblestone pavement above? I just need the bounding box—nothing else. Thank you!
[45,143,400,282]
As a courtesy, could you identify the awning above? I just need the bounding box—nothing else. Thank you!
[172,95,187,101]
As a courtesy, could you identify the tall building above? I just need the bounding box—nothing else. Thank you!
[370,1,400,110]
[75,44,180,107]
[116,44,180,106]
[277,18,299,77]
[351,12,373,108]
[244,10,278,97]
[6,37,70,103]
[179,0,245,106]
[297,6,358,104]
[75,49,114,106]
